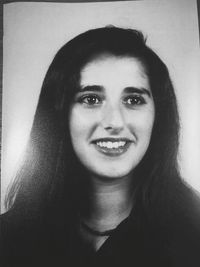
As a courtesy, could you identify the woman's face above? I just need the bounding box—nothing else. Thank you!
[69,54,155,179]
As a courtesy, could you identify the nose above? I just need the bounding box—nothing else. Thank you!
[101,104,125,133]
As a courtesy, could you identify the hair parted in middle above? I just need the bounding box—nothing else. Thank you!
[6,26,180,222]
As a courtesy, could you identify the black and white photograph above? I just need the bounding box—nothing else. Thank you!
[1,0,200,266]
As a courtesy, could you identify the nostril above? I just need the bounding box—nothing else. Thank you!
[103,120,124,133]
[102,109,124,131]
[100,103,125,132]
[104,126,114,130]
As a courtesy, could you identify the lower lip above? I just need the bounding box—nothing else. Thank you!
[93,142,131,157]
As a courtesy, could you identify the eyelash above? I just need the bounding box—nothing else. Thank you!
[123,95,146,106]
[78,94,102,106]
[77,94,146,107]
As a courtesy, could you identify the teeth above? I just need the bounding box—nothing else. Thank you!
[96,141,126,149]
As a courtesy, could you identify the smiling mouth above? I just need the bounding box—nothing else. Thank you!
[92,138,132,156]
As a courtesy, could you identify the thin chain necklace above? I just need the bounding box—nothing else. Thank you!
[80,220,117,237]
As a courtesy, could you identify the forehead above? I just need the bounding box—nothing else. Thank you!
[80,54,150,89]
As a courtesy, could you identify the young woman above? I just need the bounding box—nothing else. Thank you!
[1,26,200,267]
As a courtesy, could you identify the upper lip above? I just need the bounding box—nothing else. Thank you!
[91,138,133,143]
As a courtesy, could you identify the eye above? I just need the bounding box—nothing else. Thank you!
[79,94,102,106]
[123,95,146,106]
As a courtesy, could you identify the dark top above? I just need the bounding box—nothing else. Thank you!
[1,198,200,267]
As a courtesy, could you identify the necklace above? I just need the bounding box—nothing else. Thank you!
[80,220,117,237]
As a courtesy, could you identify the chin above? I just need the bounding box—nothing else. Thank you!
[90,166,134,180]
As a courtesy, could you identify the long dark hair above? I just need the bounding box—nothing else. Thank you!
[5,26,183,225]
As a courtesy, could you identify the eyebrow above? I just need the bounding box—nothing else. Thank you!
[124,87,151,97]
[79,85,151,97]
[79,85,104,93]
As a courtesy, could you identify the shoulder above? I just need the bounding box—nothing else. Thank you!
[0,208,73,267]
[167,184,200,266]
[143,180,200,266]
[0,209,50,267]
[1,209,22,241]
[1,208,41,237]
[170,182,200,231]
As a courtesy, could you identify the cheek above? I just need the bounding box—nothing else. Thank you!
[69,107,99,138]
[126,108,155,139]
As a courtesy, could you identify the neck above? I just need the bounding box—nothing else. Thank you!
[80,175,134,231]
